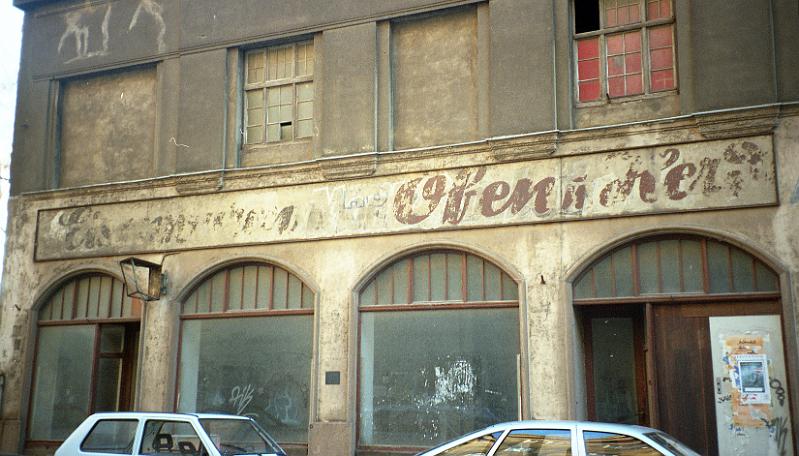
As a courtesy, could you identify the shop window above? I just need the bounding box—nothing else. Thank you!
[176,263,314,445]
[358,250,520,450]
[244,41,314,145]
[573,237,779,301]
[574,0,676,103]
[29,274,141,443]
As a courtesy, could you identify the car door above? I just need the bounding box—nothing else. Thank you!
[138,419,210,456]
[76,418,142,456]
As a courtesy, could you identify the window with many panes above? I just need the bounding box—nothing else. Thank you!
[29,274,141,443]
[244,41,314,145]
[177,263,314,445]
[358,250,520,450]
[574,0,676,102]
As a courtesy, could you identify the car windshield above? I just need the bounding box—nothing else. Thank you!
[645,431,700,456]
[199,418,284,456]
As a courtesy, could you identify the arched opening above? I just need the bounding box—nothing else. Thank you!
[573,234,793,456]
[28,273,141,445]
[357,249,520,451]
[175,262,314,449]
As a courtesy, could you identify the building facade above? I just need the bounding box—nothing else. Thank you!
[1,0,798,455]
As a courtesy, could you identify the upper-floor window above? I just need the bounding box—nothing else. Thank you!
[244,41,314,145]
[574,0,676,103]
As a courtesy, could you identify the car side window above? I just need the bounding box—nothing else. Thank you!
[437,432,502,456]
[584,431,662,456]
[494,429,572,456]
[81,419,139,454]
[140,420,207,456]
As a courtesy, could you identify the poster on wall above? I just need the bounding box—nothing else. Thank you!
[736,354,771,404]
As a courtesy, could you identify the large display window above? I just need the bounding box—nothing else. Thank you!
[29,274,140,443]
[176,262,314,445]
[358,250,521,450]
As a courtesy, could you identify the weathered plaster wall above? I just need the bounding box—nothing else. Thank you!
[1,108,796,455]
[320,24,375,156]
[59,66,157,187]
[10,0,799,195]
[677,0,776,112]
[392,6,479,150]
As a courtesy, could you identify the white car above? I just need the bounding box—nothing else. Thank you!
[415,420,700,456]
[54,412,286,456]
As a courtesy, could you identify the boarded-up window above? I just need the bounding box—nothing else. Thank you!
[392,6,478,149]
[59,66,157,187]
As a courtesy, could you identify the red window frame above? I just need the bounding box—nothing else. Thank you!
[575,0,677,103]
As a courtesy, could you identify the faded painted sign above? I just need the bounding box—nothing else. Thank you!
[35,136,777,260]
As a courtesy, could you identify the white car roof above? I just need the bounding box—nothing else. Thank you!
[86,411,251,420]
[480,420,660,436]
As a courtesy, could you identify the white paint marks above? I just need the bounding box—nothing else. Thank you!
[58,0,167,63]
[57,5,111,63]
[129,0,166,53]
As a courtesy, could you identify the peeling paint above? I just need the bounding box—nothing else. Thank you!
[34,136,777,261]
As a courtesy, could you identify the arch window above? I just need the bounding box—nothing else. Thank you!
[29,274,141,443]
[573,237,779,301]
[176,263,314,447]
[358,250,520,450]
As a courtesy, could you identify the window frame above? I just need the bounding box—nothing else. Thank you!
[79,419,140,455]
[356,249,523,451]
[243,40,315,148]
[27,274,141,447]
[573,0,678,105]
[175,262,315,448]
[572,235,780,304]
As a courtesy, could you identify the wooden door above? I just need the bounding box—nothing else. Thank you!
[652,304,718,456]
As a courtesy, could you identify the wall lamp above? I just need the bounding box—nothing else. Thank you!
[119,257,167,301]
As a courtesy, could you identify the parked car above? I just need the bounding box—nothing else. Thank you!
[415,420,700,456]
[55,412,286,456]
